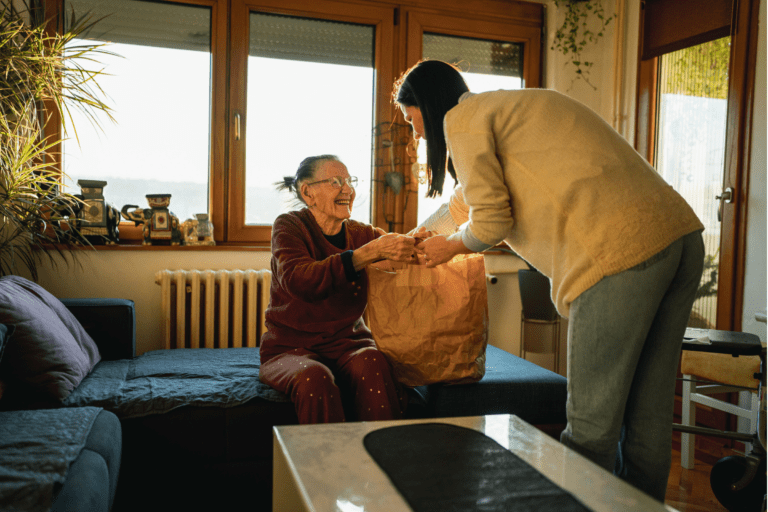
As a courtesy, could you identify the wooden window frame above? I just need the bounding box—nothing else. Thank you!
[226,0,395,243]
[389,3,543,232]
[44,0,544,246]
[42,0,229,243]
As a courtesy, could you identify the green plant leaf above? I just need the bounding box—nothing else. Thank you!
[0,0,109,279]
[552,0,615,91]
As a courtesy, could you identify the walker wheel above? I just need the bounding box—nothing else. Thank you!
[710,455,766,512]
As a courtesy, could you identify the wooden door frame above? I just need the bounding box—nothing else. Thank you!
[718,0,758,331]
[634,0,758,331]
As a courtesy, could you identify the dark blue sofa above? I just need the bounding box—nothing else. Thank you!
[0,407,121,512]
[2,296,567,512]
[0,283,125,512]
[51,409,122,512]
[66,298,567,511]
[408,345,568,429]
[60,298,295,512]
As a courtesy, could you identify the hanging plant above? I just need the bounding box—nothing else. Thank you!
[551,0,615,90]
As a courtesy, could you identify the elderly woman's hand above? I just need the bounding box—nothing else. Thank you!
[351,232,421,270]
[374,233,419,262]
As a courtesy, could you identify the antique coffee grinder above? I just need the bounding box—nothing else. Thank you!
[74,179,119,244]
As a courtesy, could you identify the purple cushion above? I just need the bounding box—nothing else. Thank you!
[0,276,101,401]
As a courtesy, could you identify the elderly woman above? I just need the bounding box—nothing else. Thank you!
[259,154,418,424]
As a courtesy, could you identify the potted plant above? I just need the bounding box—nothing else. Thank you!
[0,0,113,280]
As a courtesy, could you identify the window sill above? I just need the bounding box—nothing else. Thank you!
[71,241,519,254]
[67,242,271,251]
[88,223,270,250]
[52,230,518,255]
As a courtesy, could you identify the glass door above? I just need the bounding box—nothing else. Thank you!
[655,37,731,329]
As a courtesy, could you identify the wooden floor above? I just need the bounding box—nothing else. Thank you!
[664,432,738,512]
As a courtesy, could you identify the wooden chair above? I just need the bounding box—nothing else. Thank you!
[518,269,562,373]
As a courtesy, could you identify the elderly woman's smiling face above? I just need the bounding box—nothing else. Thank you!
[300,159,356,235]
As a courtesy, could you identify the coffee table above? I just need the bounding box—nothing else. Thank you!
[273,414,677,511]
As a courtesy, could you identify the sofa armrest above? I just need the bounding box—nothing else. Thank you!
[60,298,136,361]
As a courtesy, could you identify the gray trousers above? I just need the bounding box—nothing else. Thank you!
[560,230,705,502]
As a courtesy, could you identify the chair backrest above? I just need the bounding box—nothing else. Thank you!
[517,269,559,322]
[681,350,761,389]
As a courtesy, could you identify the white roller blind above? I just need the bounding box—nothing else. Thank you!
[423,33,522,77]
[64,0,211,52]
[249,13,373,68]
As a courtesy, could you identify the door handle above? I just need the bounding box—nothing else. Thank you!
[716,187,734,222]
[716,187,734,203]
[234,112,241,141]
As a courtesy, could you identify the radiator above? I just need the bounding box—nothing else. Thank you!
[154,269,272,349]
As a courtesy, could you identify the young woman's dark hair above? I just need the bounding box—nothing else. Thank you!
[393,60,469,198]
[275,154,340,206]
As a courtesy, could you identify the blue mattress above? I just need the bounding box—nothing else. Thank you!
[63,348,289,419]
[63,345,566,426]
[409,345,568,425]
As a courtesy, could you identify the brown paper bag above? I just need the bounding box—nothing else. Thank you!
[366,254,489,387]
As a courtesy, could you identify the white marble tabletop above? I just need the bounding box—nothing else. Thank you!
[272,414,677,512]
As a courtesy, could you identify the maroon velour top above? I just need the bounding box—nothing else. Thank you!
[259,208,381,363]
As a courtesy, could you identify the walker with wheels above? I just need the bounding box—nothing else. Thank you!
[673,328,766,512]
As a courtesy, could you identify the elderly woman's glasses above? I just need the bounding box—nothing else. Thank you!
[307,176,358,189]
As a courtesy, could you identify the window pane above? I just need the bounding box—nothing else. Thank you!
[656,37,730,328]
[246,13,374,225]
[417,34,524,223]
[63,0,212,223]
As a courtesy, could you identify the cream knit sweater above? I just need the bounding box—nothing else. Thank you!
[442,89,703,317]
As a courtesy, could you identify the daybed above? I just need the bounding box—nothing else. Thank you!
[0,276,567,512]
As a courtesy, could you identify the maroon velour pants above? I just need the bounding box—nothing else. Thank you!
[260,346,404,424]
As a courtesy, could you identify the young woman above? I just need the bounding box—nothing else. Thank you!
[395,60,704,501]
[259,155,418,424]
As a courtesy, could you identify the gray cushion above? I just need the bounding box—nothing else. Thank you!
[51,410,122,512]
[0,407,104,511]
[0,276,101,401]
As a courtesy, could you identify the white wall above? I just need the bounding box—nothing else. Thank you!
[741,0,768,345]
[38,250,271,355]
[539,0,639,138]
[37,249,529,356]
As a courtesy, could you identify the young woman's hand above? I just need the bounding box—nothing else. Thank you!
[417,235,471,268]
[409,226,436,242]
